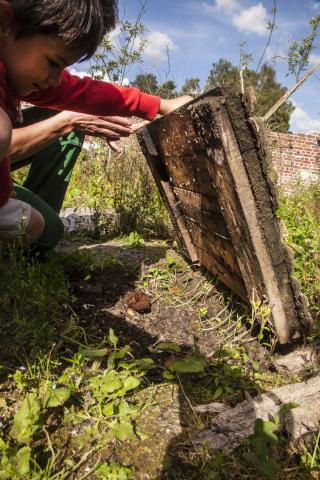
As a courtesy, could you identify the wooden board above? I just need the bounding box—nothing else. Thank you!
[138,87,312,344]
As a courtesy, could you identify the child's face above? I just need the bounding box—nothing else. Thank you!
[0,33,82,96]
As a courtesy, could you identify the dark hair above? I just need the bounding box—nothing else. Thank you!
[8,0,118,61]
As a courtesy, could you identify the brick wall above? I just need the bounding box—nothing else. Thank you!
[268,131,320,193]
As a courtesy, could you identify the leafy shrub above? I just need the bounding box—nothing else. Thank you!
[64,136,170,238]
[278,182,320,313]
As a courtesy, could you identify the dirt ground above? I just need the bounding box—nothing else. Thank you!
[58,238,235,358]
[53,238,271,479]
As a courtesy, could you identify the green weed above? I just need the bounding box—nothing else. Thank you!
[278,182,320,314]
[63,138,170,238]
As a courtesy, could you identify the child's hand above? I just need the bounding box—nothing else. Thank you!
[159,95,193,115]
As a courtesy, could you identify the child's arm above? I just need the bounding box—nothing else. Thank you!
[0,106,12,161]
[159,96,193,115]
[23,71,192,121]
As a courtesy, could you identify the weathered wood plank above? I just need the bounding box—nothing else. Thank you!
[199,101,291,343]
[163,155,218,196]
[139,129,198,262]
[193,374,320,453]
[138,87,312,343]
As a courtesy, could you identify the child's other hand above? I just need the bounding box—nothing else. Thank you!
[107,139,122,154]
[159,95,193,115]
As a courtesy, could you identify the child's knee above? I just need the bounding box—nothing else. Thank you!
[0,107,12,159]
[26,208,45,243]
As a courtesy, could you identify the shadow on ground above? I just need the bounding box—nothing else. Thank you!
[0,240,309,479]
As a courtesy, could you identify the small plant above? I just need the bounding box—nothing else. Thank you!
[300,429,320,474]
[128,231,145,248]
[244,417,280,477]
[244,403,298,477]
[97,461,134,480]
[278,182,320,314]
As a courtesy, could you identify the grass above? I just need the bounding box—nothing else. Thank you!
[62,137,170,239]
[2,174,320,478]
[277,181,320,317]
[0,241,319,479]
[0,246,156,478]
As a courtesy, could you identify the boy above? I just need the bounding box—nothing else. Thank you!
[0,0,190,251]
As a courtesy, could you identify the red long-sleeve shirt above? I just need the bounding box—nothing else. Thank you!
[0,65,160,207]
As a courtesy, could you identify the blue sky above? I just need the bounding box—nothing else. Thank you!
[73,0,320,132]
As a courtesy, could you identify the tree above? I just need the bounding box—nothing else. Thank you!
[205,58,294,133]
[157,80,177,99]
[89,1,149,84]
[180,78,201,96]
[132,73,159,94]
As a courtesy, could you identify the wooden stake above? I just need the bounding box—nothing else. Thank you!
[262,62,320,123]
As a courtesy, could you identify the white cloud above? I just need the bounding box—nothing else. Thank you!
[290,104,320,133]
[108,24,122,50]
[309,53,320,66]
[144,31,177,62]
[201,0,238,14]
[233,3,268,36]
[215,0,238,13]
[68,67,92,78]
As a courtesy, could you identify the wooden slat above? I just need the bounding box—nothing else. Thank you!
[139,128,198,263]
[138,87,312,343]
[163,155,218,196]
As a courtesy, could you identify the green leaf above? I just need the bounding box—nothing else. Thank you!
[252,360,260,372]
[97,461,133,479]
[90,371,125,401]
[115,346,131,359]
[108,329,118,348]
[10,392,41,444]
[102,403,115,417]
[0,437,7,451]
[162,370,176,380]
[212,386,223,401]
[123,376,141,391]
[168,355,206,374]
[155,342,181,353]
[257,419,279,443]
[136,430,149,441]
[80,347,108,359]
[44,387,71,408]
[166,254,177,267]
[16,446,31,476]
[110,419,134,441]
[280,402,299,415]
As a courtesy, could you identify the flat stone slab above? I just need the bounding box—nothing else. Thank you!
[60,207,114,232]
[118,384,183,479]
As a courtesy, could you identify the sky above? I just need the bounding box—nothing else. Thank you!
[72,0,320,133]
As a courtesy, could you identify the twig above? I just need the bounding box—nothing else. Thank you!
[256,0,277,73]
[43,427,56,470]
[55,445,104,480]
[176,373,199,421]
[78,456,102,480]
[262,62,320,123]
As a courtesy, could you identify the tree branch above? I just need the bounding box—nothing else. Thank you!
[262,61,320,123]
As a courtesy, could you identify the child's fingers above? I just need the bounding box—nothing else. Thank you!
[107,140,122,154]
[130,120,150,133]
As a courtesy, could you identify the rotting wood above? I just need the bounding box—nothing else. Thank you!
[273,346,320,377]
[138,87,313,343]
[193,373,320,453]
[139,128,198,263]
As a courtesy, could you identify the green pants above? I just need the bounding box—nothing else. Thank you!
[12,107,85,253]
